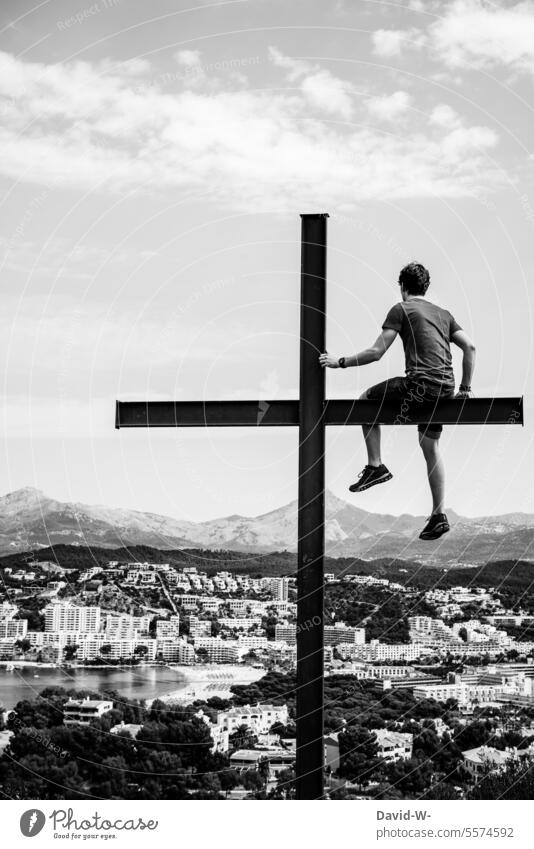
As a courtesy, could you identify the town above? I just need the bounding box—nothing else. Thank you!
[1,552,534,799]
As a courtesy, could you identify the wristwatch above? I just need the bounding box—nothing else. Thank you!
[459,384,471,392]
[338,357,347,368]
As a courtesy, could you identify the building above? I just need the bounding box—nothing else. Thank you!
[226,599,249,615]
[197,703,289,752]
[193,637,241,663]
[269,578,289,602]
[105,613,152,638]
[274,625,296,645]
[76,637,157,662]
[237,636,269,650]
[462,746,521,779]
[45,603,100,633]
[0,639,15,659]
[0,619,28,639]
[266,642,297,665]
[413,682,497,706]
[175,595,203,609]
[485,615,534,628]
[156,616,181,639]
[219,703,288,735]
[324,623,365,646]
[230,748,295,777]
[218,617,263,631]
[332,662,413,680]
[156,639,195,664]
[338,642,423,662]
[63,698,113,725]
[373,729,413,761]
[189,616,213,640]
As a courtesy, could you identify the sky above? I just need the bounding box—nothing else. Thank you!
[0,0,534,522]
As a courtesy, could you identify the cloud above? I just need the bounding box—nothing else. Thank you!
[300,70,353,119]
[269,47,353,118]
[371,28,425,57]
[367,90,413,121]
[372,1,534,77]
[430,0,534,74]
[0,48,504,211]
[175,50,202,67]
[429,104,462,129]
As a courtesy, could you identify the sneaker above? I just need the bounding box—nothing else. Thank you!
[349,464,393,493]
[419,512,450,541]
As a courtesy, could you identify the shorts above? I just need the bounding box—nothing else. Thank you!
[363,376,454,439]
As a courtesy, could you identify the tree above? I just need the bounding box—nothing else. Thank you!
[63,644,78,661]
[229,724,257,751]
[241,769,263,791]
[338,726,380,785]
[134,645,148,657]
[273,767,295,799]
[270,721,296,739]
[469,760,534,800]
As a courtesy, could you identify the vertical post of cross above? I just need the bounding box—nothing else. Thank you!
[296,213,328,800]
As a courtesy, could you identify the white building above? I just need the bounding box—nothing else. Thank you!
[0,619,28,639]
[45,603,100,633]
[156,616,181,639]
[218,617,263,631]
[63,698,113,725]
[189,616,212,640]
[237,636,269,650]
[76,637,157,662]
[156,639,195,664]
[413,682,497,706]
[198,703,289,752]
[269,578,289,602]
[274,625,296,645]
[461,745,529,779]
[373,729,413,761]
[193,638,241,663]
[338,642,423,662]
[324,623,365,646]
[105,613,152,638]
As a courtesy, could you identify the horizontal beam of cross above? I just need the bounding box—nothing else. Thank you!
[115,397,523,429]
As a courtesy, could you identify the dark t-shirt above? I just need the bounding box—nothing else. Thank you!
[382,298,462,391]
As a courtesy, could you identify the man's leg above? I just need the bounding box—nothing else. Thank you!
[418,431,445,514]
[348,386,393,493]
[360,389,382,467]
[418,429,449,540]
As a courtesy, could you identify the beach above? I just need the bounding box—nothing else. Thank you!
[157,664,266,704]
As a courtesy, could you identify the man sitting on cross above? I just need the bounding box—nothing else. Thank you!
[319,262,476,541]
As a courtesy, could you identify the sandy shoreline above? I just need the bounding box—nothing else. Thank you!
[157,664,266,704]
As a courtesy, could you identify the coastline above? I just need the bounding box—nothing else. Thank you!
[155,664,266,704]
[0,661,267,709]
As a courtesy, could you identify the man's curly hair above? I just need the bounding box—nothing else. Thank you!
[398,262,430,296]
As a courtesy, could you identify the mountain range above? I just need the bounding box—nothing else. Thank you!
[1,486,534,566]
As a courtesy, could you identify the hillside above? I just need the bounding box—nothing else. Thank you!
[1,486,534,566]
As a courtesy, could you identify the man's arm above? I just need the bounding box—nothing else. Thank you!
[451,329,476,394]
[319,329,398,369]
